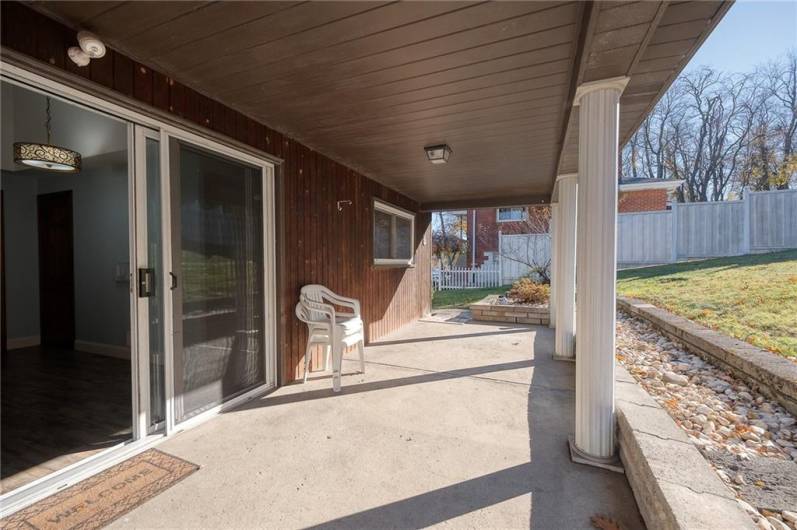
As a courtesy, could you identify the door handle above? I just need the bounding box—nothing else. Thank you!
[169,272,178,290]
[138,268,155,298]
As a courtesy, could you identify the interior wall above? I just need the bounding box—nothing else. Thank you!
[1,172,39,342]
[1,160,131,353]
[1,1,433,382]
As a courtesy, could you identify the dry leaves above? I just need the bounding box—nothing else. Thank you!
[591,514,622,530]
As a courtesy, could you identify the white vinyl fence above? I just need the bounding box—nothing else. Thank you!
[499,233,551,284]
[617,211,672,266]
[433,189,796,289]
[749,190,797,251]
[432,266,501,290]
[618,188,797,267]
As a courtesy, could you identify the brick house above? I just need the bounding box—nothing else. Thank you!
[465,206,550,267]
[466,178,683,266]
[618,177,684,213]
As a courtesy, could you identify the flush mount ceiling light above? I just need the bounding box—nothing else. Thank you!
[14,97,82,173]
[68,31,106,67]
[424,144,452,164]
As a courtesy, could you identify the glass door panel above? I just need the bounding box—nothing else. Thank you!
[145,136,166,430]
[171,140,265,422]
[134,126,166,434]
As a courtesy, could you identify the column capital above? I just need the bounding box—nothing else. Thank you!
[573,76,629,106]
[556,173,578,183]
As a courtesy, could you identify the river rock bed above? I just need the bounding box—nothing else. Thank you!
[616,311,797,528]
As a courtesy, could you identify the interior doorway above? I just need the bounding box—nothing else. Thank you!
[37,190,75,348]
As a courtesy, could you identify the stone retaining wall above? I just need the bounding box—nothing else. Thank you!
[469,295,549,325]
[615,365,756,530]
[617,297,797,416]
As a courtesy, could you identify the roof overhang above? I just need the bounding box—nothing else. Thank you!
[28,1,731,209]
[619,179,685,192]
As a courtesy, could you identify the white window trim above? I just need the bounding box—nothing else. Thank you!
[496,207,526,222]
[373,199,415,266]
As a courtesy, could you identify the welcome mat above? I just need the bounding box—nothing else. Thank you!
[1,449,198,530]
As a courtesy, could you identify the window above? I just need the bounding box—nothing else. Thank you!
[373,199,415,266]
[497,207,526,222]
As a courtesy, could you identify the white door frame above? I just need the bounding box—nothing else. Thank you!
[0,61,278,517]
[133,125,162,437]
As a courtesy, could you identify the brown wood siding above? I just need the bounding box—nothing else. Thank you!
[1,1,431,384]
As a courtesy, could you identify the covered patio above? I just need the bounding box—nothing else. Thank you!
[0,1,733,524]
[107,316,642,529]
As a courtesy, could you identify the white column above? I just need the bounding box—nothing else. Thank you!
[548,202,558,328]
[554,174,577,360]
[572,76,628,466]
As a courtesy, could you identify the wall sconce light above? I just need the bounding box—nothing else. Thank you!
[337,200,352,211]
[68,31,106,67]
[424,144,452,164]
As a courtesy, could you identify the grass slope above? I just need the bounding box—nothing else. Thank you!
[617,250,797,357]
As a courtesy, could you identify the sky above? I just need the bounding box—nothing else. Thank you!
[686,0,796,73]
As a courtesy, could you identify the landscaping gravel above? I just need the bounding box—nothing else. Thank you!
[617,311,797,527]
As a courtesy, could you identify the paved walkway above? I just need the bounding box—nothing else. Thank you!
[111,318,643,529]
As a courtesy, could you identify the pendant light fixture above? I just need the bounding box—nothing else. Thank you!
[14,96,82,172]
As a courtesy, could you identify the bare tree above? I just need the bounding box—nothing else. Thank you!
[758,50,797,189]
[432,211,467,269]
[623,87,682,182]
[621,50,796,201]
[669,69,761,201]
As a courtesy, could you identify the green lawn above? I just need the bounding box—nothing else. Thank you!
[432,286,510,309]
[617,250,797,357]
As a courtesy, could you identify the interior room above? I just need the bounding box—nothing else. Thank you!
[1,80,132,493]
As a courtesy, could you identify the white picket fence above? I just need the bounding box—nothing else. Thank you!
[432,266,501,290]
[619,188,797,267]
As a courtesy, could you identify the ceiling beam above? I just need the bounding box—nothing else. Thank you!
[551,1,599,196]
[420,194,550,212]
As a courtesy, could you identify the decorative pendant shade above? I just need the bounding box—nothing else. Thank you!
[14,97,81,172]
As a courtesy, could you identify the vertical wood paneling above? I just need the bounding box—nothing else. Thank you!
[89,54,114,89]
[133,63,153,105]
[112,52,134,96]
[1,1,433,384]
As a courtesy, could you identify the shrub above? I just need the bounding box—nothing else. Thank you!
[508,278,550,305]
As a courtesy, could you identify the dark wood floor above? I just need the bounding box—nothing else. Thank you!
[1,345,132,493]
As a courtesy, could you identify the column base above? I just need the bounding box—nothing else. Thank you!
[552,353,575,362]
[568,436,624,474]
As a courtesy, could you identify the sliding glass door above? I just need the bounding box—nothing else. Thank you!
[1,65,276,516]
[169,140,268,423]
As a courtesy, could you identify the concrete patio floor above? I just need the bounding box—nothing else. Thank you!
[111,316,644,529]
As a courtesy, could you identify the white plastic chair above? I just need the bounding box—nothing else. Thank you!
[295,285,365,392]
